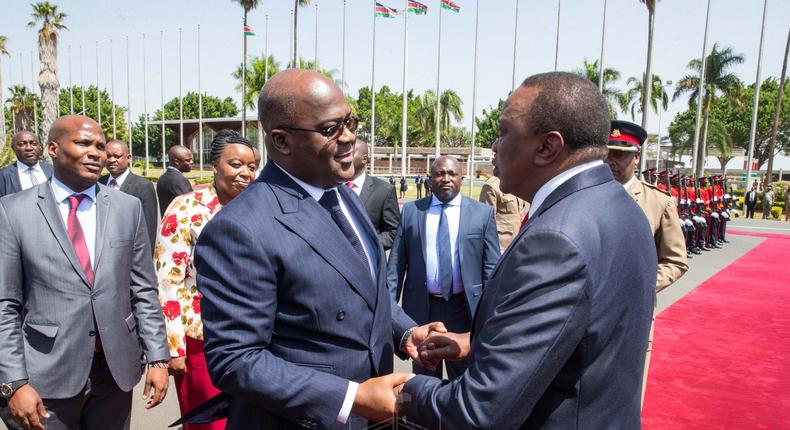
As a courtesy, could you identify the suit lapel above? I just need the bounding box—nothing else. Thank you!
[36,183,92,288]
[627,179,643,206]
[416,197,431,267]
[93,185,111,272]
[119,174,134,193]
[9,164,22,193]
[359,175,374,202]
[457,197,471,268]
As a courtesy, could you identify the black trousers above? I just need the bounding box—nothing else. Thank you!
[413,294,473,380]
[0,353,132,430]
[746,203,756,218]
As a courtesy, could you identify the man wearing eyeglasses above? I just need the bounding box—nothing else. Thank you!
[194,69,443,429]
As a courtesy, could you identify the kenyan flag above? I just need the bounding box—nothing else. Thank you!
[244,25,255,36]
[375,2,397,18]
[408,1,428,15]
[441,0,460,12]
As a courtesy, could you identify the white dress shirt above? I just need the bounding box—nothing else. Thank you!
[528,160,604,221]
[50,176,98,266]
[274,163,383,424]
[347,172,366,197]
[424,193,464,295]
[108,169,131,189]
[16,161,48,191]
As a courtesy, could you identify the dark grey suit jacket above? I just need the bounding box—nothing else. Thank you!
[0,162,53,197]
[100,172,159,251]
[0,182,169,399]
[195,162,416,429]
[402,165,657,429]
[387,196,500,324]
[358,174,400,250]
[156,167,192,216]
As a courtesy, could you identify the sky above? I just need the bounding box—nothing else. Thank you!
[1,0,789,168]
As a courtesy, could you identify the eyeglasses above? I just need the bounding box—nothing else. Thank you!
[277,115,359,140]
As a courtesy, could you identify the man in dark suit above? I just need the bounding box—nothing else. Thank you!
[156,145,192,215]
[195,69,444,429]
[745,183,757,219]
[382,72,657,429]
[388,155,499,379]
[99,139,159,251]
[415,174,424,198]
[0,131,53,197]
[0,116,170,430]
[345,139,400,250]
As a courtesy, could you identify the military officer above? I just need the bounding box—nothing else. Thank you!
[606,120,689,407]
[479,173,529,253]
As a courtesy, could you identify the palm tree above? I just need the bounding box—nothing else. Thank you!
[415,90,463,146]
[0,35,9,152]
[619,74,669,121]
[232,0,261,136]
[292,0,312,68]
[28,2,67,149]
[233,54,280,110]
[576,59,622,118]
[7,85,40,133]
[638,0,657,173]
[674,43,744,175]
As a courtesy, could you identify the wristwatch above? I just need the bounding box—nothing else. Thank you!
[0,380,28,400]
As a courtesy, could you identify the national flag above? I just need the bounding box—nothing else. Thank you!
[375,2,397,18]
[407,0,428,15]
[440,0,460,12]
[243,25,255,36]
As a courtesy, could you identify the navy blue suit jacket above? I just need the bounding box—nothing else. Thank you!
[387,196,500,323]
[0,162,53,197]
[402,164,657,429]
[195,162,416,429]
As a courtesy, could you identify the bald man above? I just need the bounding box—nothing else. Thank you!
[0,116,170,430]
[156,145,193,216]
[0,131,53,197]
[99,140,159,251]
[194,70,441,429]
[345,139,400,250]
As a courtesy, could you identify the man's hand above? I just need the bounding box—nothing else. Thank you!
[403,322,447,366]
[142,367,169,409]
[168,356,186,376]
[8,385,49,430]
[352,373,413,422]
[418,331,472,371]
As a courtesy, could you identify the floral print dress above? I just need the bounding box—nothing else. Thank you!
[155,186,222,357]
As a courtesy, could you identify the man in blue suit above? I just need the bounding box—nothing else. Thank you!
[379,72,657,429]
[195,69,443,429]
[0,131,53,197]
[388,155,499,379]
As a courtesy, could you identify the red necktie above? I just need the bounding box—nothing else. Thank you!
[67,194,94,285]
[519,212,529,231]
[345,182,356,189]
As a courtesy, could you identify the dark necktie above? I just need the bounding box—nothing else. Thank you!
[67,194,94,285]
[437,203,454,300]
[108,178,118,189]
[319,190,370,272]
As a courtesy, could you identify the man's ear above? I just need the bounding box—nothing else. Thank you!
[47,141,59,161]
[533,131,564,167]
[269,130,291,156]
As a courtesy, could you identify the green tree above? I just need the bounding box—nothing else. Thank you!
[619,73,669,121]
[576,58,622,118]
[668,107,733,171]
[28,1,67,155]
[673,43,745,175]
[58,86,126,140]
[351,85,423,148]
[231,0,262,131]
[475,99,504,149]
[232,54,280,110]
[415,89,464,147]
[6,85,40,133]
[0,35,9,152]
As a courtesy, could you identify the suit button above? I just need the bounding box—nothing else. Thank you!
[88,330,96,337]
[90,293,97,301]
[336,311,345,321]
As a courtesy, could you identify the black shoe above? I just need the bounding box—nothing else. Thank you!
[687,252,693,259]
[722,239,730,243]
[692,248,702,255]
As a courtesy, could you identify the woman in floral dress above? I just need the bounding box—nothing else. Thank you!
[155,130,257,430]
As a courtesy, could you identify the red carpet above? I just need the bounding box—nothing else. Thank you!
[643,232,790,429]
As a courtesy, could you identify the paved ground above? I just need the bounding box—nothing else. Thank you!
[4,218,786,430]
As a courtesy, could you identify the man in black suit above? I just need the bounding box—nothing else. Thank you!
[745,183,757,219]
[414,174,423,198]
[156,145,192,215]
[99,139,159,251]
[0,131,53,197]
[345,139,400,250]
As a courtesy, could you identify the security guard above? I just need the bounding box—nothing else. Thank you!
[606,120,689,406]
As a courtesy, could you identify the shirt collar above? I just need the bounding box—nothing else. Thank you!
[350,172,367,189]
[528,160,603,219]
[16,161,42,172]
[111,169,131,185]
[623,175,637,190]
[272,162,333,201]
[50,175,97,204]
[431,193,462,207]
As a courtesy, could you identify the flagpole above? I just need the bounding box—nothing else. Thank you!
[80,45,86,114]
[111,38,117,139]
[434,2,443,158]
[554,0,561,71]
[691,0,711,177]
[160,30,166,170]
[143,33,150,177]
[68,45,74,114]
[241,11,247,137]
[96,42,101,127]
[314,3,319,71]
[400,1,410,177]
[126,35,132,160]
[744,0,768,192]
[342,0,347,89]
[511,0,519,91]
[370,1,377,175]
[468,0,480,197]
[264,14,269,82]
[598,0,608,93]
[178,28,184,147]
[289,10,294,67]
[198,24,204,180]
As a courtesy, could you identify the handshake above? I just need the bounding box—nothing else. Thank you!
[351,322,471,422]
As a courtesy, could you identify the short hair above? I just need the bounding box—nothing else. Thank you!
[210,129,253,163]
[13,130,40,145]
[520,72,610,151]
